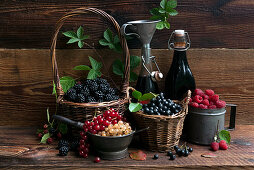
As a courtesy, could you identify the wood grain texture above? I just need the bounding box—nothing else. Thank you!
[0,125,254,169]
[0,0,254,49]
[0,49,254,126]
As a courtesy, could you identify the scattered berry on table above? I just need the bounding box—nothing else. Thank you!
[43,129,48,134]
[170,154,176,160]
[174,145,179,151]
[183,149,189,157]
[167,151,173,157]
[188,147,193,152]
[153,154,159,159]
[59,146,69,156]
[38,133,43,138]
[47,137,53,144]
[43,124,48,129]
[210,142,219,151]
[219,140,228,150]
[94,157,101,163]
[49,127,56,135]
[58,139,69,149]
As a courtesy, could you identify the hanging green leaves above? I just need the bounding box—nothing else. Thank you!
[52,76,76,96]
[99,29,122,53]
[150,0,178,30]
[63,26,90,48]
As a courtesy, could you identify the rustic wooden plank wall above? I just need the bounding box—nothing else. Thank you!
[0,49,253,126]
[0,0,254,49]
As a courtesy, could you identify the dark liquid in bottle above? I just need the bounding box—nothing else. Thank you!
[165,50,196,100]
[136,75,159,94]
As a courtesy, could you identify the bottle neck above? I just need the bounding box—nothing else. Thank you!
[172,50,188,63]
[140,43,153,76]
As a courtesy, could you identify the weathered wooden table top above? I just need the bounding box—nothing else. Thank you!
[0,125,254,169]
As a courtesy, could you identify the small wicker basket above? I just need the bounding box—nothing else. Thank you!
[132,90,191,152]
[50,7,130,123]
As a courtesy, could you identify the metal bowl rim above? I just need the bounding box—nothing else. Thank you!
[87,131,135,139]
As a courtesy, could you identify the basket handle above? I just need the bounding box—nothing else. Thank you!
[50,7,130,98]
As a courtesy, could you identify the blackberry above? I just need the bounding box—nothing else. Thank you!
[49,127,56,135]
[58,139,69,149]
[81,86,90,97]
[106,88,115,95]
[86,96,96,103]
[59,146,69,156]
[96,78,109,86]
[86,80,99,92]
[104,94,114,101]
[113,88,120,95]
[77,93,86,103]
[70,137,80,151]
[98,84,109,93]
[112,95,119,100]
[65,88,77,102]
[73,83,83,93]
[95,91,104,101]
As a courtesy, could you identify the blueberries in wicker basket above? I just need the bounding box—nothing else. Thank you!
[142,92,182,116]
[64,78,119,103]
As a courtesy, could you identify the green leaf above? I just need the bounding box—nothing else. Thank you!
[99,39,111,46]
[129,103,142,112]
[132,90,142,100]
[40,133,50,144]
[164,22,170,29]
[150,8,160,16]
[52,81,56,95]
[78,41,84,48]
[89,56,102,70]
[219,130,231,144]
[47,108,50,124]
[73,65,91,71]
[87,69,98,80]
[168,8,178,16]
[112,59,124,77]
[160,0,167,9]
[156,21,165,30]
[59,76,76,93]
[67,38,79,44]
[58,123,68,135]
[77,26,84,39]
[130,71,138,82]
[139,93,156,101]
[114,35,120,44]
[104,28,113,43]
[80,35,90,40]
[167,0,177,8]
[62,31,77,38]
[130,55,141,69]
[159,8,166,14]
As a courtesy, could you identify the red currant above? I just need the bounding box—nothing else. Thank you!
[94,120,99,125]
[84,127,89,132]
[97,115,102,119]
[92,129,97,134]
[107,116,112,122]
[100,125,106,131]
[98,118,104,124]
[80,139,85,145]
[83,147,89,153]
[110,112,116,117]
[117,115,122,120]
[38,133,43,138]
[94,125,100,131]
[79,150,84,156]
[109,108,115,112]
[80,131,85,137]
[80,144,85,150]
[122,117,127,122]
[43,124,48,129]
[104,110,111,117]
[83,153,88,158]
[112,119,118,125]
[93,117,97,122]
[115,111,119,116]
[90,122,95,126]
[85,143,90,148]
[94,157,101,163]
[85,120,90,126]
[103,120,110,126]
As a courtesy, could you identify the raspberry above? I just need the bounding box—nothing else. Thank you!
[43,129,48,134]
[193,95,203,103]
[216,100,226,108]
[201,94,209,100]
[210,95,219,102]
[38,133,43,138]
[219,140,228,150]
[199,104,208,109]
[189,98,192,103]
[189,102,199,108]
[208,105,217,109]
[43,124,48,129]
[47,137,53,144]
[209,101,214,106]
[210,142,219,151]
[201,99,209,106]
[205,89,215,96]
[193,89,204,96]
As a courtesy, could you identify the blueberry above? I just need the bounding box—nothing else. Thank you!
[144,104,148,108]
[184,149,189,157]
[174,146,179,151]
[153,154,159,159]
[181,149,185,156]
[167,99,172,103]
[166,110,171,115]
[156,112,161,115]
[167,151,173,157]
[165,101,169,105]
[159,108,163,113]
[151,103,156,107]
[163,99,167,103]
[176,148,182,156]
[175,109,180,113]
[154,108,158,113]
[170,154,176,160]
[159,103,163,108]
[188,147,193,152]
[150,110,154,115]
[151,98,156,102]
[163,105,168,111]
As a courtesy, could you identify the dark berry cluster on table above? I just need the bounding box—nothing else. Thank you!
[141,93,182,116]
[58,138,81,156]
[173,144,193,158]
[37,123,64,144]
[64,78,119,103]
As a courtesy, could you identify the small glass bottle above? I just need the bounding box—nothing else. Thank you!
[165,30,196,100]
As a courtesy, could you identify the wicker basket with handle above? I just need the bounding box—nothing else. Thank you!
[132,90,191,152]
[50,7,130,123]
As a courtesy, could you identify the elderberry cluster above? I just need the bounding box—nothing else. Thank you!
[64,78,119,103]
[141,93,182,116]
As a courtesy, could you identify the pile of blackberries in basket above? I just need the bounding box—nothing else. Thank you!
[64,78,119,103]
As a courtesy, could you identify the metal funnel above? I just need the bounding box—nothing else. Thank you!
[121,20,160,44]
